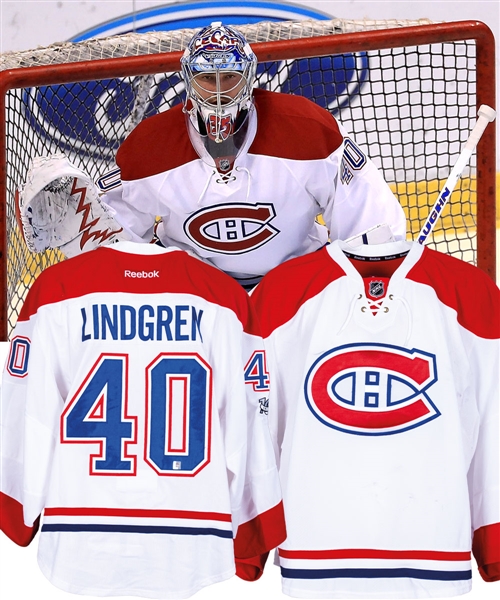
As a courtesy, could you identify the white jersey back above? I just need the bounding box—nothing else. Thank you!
[252,240,500,598]
[0,241,285,598]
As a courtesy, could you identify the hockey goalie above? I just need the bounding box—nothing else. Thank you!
[15,22,406,289]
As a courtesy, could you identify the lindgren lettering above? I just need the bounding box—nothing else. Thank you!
[81,303,203,342]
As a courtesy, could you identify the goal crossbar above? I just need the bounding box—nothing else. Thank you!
[0,19,496,340]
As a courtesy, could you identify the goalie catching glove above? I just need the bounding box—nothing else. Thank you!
[16,154,127,258]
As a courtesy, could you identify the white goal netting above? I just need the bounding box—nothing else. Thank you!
[0,18,496,336]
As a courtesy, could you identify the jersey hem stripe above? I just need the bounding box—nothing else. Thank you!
[41,523,233,537]
[43,506,232,521]
[278,549,471,561]
[280,567,472,581]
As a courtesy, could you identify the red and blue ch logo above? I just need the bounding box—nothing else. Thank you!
[184,202,278,253]
[304,343,440,436]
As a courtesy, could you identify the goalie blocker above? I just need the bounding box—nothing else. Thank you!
[16,154,127,258]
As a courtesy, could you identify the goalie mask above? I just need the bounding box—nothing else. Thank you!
[181,22,257,174]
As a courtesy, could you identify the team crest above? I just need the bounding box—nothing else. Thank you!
[184,202,279,254]
[304,342,440,435]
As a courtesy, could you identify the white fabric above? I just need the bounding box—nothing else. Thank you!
[1,242,283,598]
[102,91,406,286]
[252,240,500,598]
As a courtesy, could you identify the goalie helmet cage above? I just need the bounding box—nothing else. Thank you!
[0,19,496,340]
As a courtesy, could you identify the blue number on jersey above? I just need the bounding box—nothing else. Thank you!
[61,352,212,476]
[244,350,270,392]
[61,354,136,474]
[7,336,31,378]
[146,354,212,476]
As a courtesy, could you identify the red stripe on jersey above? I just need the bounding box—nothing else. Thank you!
[17,247,261,336]
[252,247,346,338]
[472,522,500,582]
[407,247,500,340]
[233,500,287,560]
[0,492,40,547]
[278,548,471,561]
[43,507,231,522]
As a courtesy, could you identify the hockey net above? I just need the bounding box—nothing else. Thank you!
[0,18,497,338]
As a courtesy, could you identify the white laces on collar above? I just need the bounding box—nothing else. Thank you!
[338,290,413,345]
[362,294,391,316]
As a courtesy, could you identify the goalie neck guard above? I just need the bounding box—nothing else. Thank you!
[181,22,257,174]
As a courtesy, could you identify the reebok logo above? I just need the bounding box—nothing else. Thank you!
[124,270,160,278]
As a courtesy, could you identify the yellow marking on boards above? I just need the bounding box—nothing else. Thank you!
[317,175,500,237]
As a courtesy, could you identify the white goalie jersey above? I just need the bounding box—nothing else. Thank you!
[0,241,285,598]
[251,240,500,599]
[17,90,406,288]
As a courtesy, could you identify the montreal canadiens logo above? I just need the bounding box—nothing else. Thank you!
[305,343,439,436]
[184,202,279,253]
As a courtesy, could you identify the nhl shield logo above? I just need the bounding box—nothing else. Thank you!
[305,342,440,435]
[368,280,385,298]
[216,158,232,172]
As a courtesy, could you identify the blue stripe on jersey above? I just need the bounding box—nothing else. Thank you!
[42,523,233,538]
[280,567,472,581]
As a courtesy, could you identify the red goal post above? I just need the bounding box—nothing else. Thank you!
[0,19,497,340]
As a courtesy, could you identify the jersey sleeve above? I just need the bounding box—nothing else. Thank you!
[101,108,187,244]
[214,305,285,581]
[101,184,157,244]
[233,302,294,582]
[1,313,38,546]
[322,123,407,242]
[466,317,500,581]
[1,298,67,547]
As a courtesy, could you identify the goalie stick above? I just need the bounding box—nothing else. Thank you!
[417,104,496,245]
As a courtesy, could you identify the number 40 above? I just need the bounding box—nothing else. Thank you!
[61,353,212,477]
